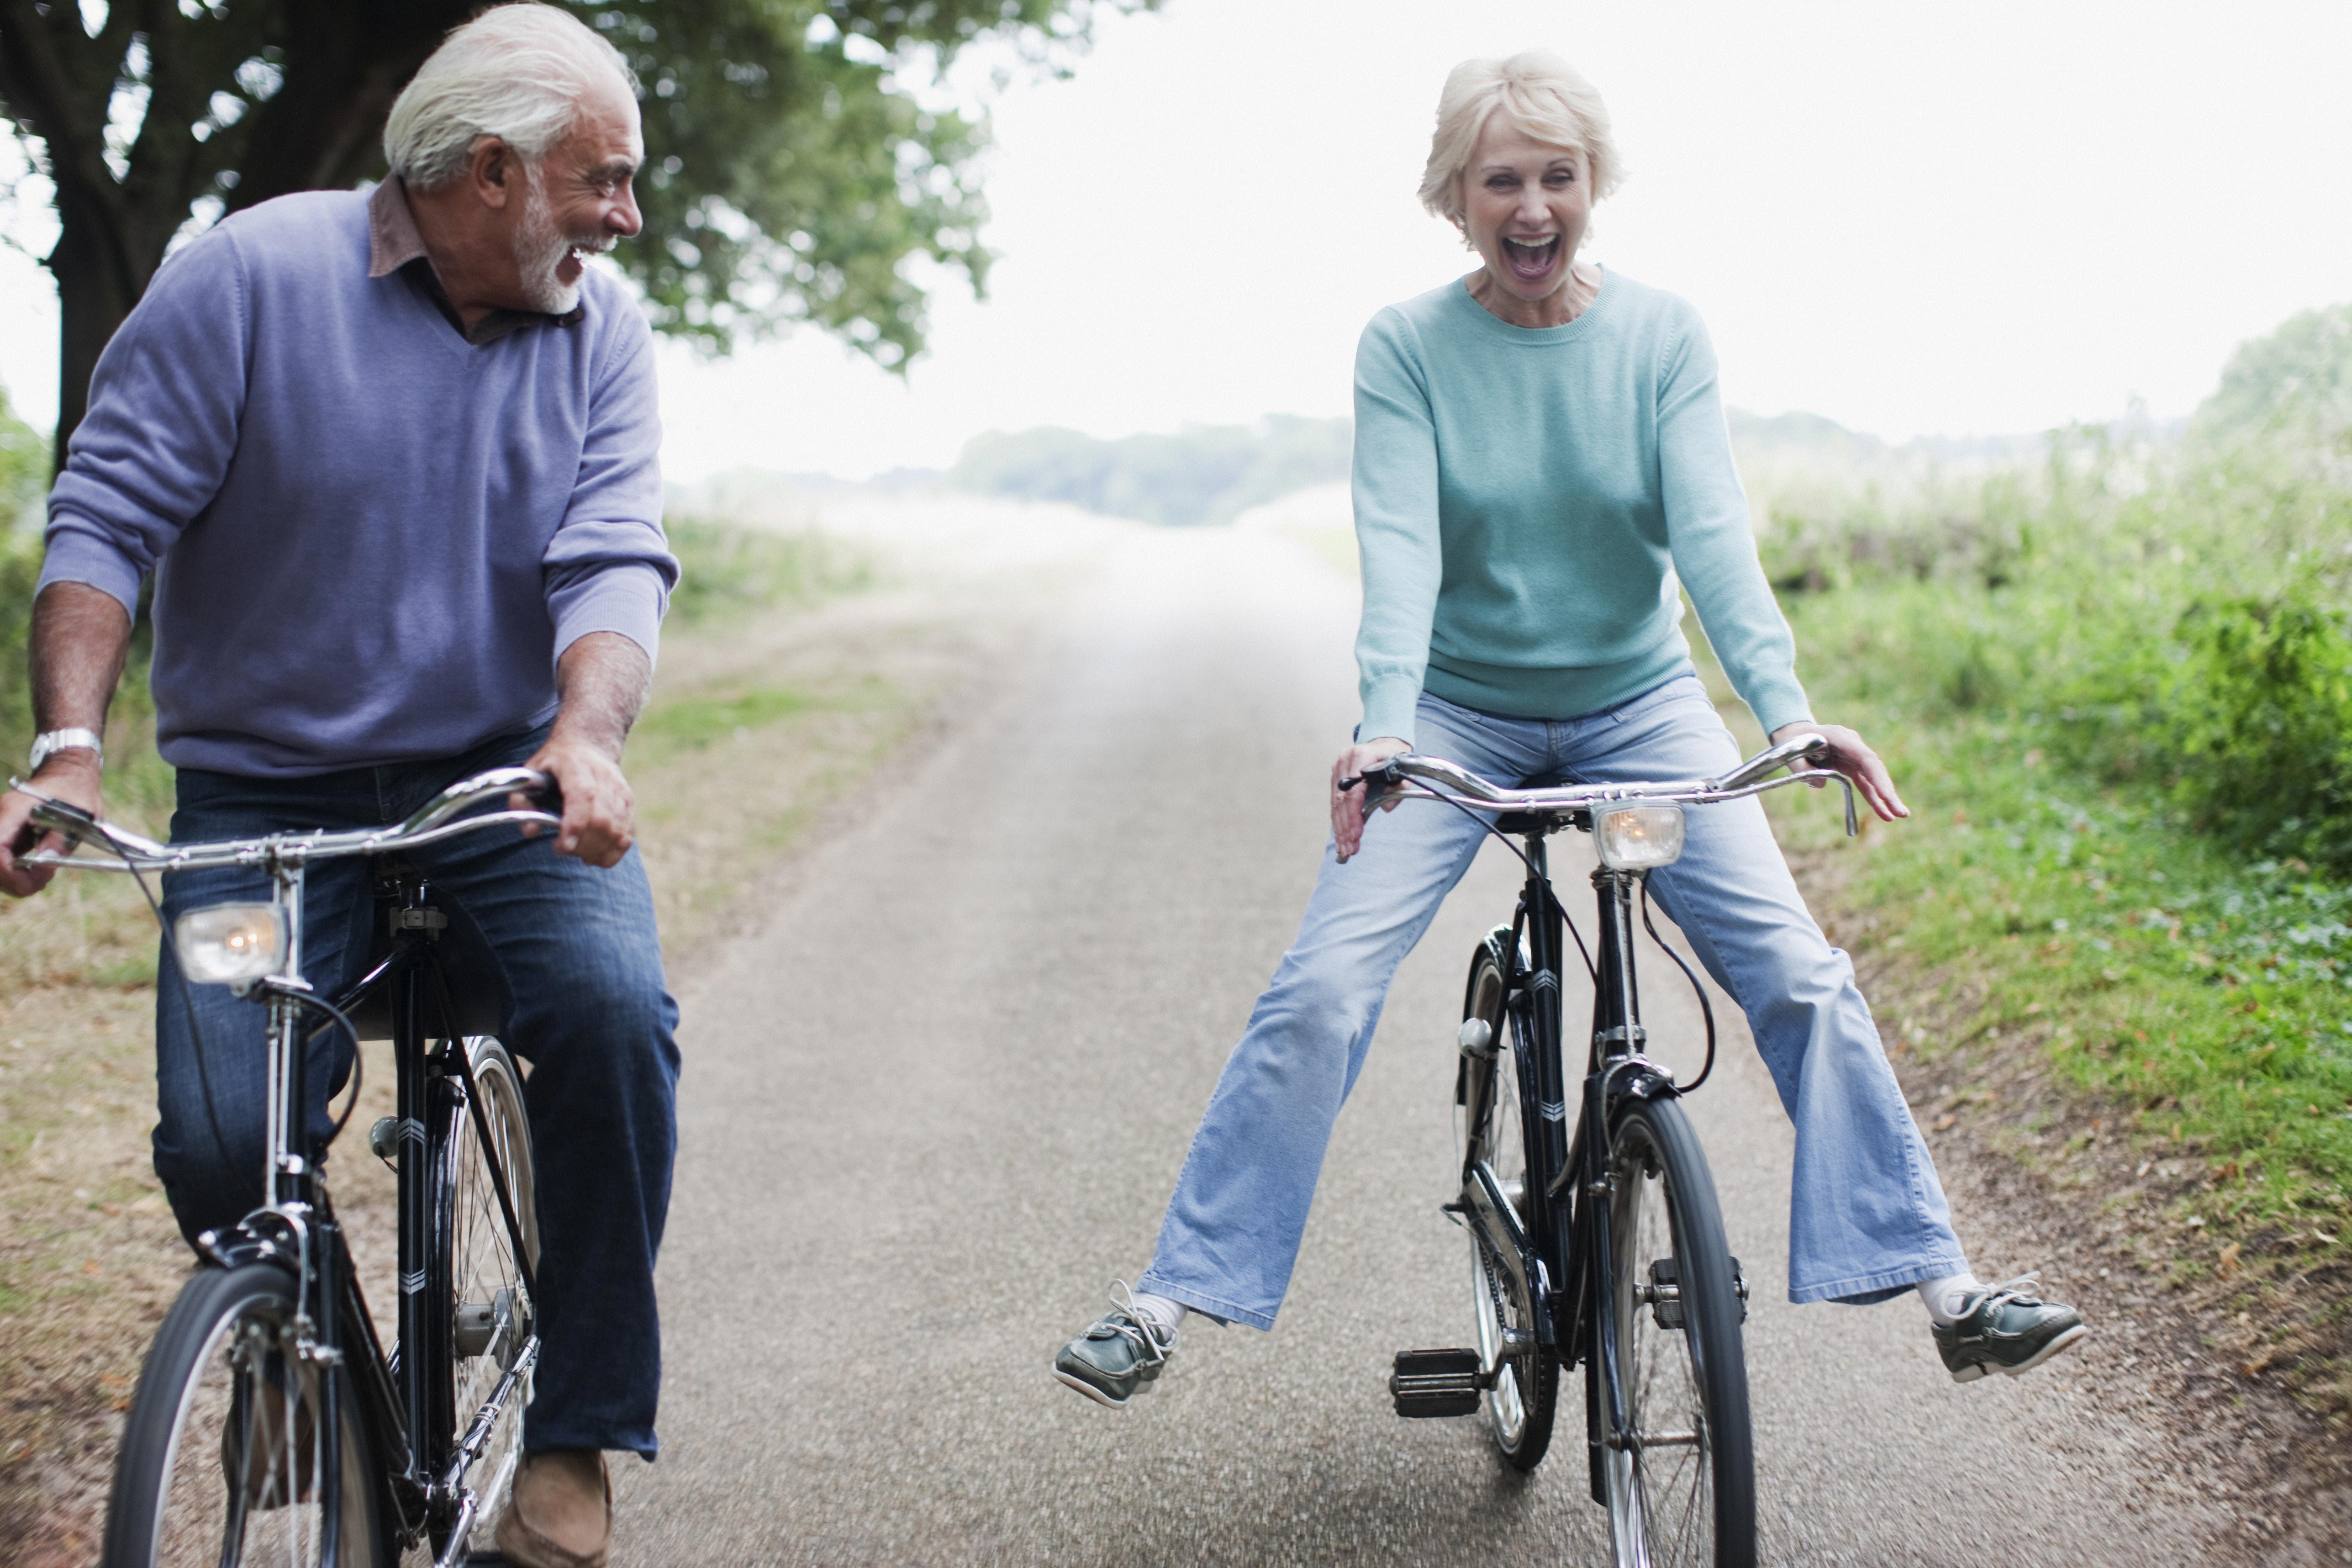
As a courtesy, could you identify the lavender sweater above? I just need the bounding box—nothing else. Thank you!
[41,189,675,777]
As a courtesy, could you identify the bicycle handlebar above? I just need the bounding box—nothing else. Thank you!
[1350,732,1860,837]
[7,766,564,874]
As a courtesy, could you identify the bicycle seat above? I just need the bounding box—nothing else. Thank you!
[342,890,511,1042]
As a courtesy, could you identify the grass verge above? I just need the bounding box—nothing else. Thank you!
[1746,635,2352,1431]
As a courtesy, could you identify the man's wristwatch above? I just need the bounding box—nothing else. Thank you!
[28,728,105,775]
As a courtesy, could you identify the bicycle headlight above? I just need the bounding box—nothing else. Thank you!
[1594,804,1686,871]
[174,903,288,986]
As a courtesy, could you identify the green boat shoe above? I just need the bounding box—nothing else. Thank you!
[1053,1285,1176,1410]
[1933,1274,2088,1383]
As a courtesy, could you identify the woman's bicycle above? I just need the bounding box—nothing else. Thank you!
[1363,734,1858,1568]
[12,767,561,1567]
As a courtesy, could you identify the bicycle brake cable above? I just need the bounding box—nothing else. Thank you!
[289,991,367,1146]
[1376,776,1598,984]
[1640,880,1717,1092]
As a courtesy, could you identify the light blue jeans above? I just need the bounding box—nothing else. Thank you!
[1138,675,1967,1329]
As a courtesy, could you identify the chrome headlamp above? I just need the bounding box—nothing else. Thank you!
[174,903,289,987]
[1593,804,1687,871]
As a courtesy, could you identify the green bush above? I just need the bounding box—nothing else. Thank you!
[1,385,51,768]
[2161,586,2352,871]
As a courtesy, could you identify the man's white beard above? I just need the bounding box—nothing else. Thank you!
[513,171,612,314]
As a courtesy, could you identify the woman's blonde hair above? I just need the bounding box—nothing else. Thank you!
[1418,50,1621,227]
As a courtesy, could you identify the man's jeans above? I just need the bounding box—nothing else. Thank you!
[1138,676,1966,1329]
[152,725,680,1459]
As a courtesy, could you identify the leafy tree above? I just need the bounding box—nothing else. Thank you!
[0,0,1143,466]
[2194,302,2352,449]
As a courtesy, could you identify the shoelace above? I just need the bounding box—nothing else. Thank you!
[1101,1279,1176,1368]
[1977,1272,2045,1309]
[1959,1273,2048,1331]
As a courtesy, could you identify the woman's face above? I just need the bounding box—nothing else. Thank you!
[1459,111,1592,307]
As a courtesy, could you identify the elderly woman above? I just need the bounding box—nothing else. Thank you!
[1055,51,2084,1407]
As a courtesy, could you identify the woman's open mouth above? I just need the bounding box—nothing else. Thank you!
[1501,235,1560,282]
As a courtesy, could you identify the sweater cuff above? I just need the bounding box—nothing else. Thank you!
[550,562,666,670]
[36,524,145,619]
[1358,677,1422,749]
[1744,675,1814,740]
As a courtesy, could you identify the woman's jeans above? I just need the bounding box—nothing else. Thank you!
[151,724,680,1459]
[1138,676,1966,1329]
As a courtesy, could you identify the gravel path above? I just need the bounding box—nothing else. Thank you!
[616,517,2231,1564]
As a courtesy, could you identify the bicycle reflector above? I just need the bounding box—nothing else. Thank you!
[1594,804,1687,871]
[174,903,289,986]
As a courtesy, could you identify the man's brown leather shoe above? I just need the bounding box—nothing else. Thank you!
[493,1449,612,1568]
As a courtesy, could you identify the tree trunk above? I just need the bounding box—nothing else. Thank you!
[45,184,148,477]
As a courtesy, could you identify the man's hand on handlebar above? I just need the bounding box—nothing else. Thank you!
[1331,736,1411,863]
[518,736,633,868]
[1772,720,1908,824]
[0,751,104,898]
[519,632,651,869]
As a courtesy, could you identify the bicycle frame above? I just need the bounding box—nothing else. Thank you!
[1452,829,1656,1424]
[14,771,554,1566]
[1366,735,1851,1470]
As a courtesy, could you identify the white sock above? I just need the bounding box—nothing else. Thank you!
[1131,1292,1187,1342]
[1919,1272,1984,1326]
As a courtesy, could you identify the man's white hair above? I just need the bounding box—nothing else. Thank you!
[383,2,639,191]
[1419,50,1622,227]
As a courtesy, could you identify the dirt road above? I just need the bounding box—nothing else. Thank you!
[616,513,2230,1564]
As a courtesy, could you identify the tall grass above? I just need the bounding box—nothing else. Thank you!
[1765,308,2352,874]
[1764,303,2352,1229]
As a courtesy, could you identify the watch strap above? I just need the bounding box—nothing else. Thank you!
[29,728,105,774]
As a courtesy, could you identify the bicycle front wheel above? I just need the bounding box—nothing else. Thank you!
[1593,1094,1756,1568]
[436,1036,542,1555]
[103,1262,390,1567]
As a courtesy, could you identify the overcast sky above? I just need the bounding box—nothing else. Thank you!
[3,0,2347,480]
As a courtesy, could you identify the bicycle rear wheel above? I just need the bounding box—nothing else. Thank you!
[1458,936,1558,1471]
[435,1036,541,1555]
[103,1262,390,1567]
[1593,1094,1756,1568]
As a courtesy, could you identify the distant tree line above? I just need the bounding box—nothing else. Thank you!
[949,415,1351,527]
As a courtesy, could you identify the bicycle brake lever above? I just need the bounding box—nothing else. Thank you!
[8,777,100,850]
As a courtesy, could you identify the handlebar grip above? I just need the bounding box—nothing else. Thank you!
[1337,761,1403,795]
[515,769,563,814]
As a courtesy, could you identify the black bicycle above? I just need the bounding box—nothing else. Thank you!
[14,767,559,1567]
[1368,734,1857,1568]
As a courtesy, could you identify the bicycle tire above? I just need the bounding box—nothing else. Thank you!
[433,1035,542,1556]
[1458,937,1559,1472]
[102,1262,391,1567]
[1593,1094,1756,1568]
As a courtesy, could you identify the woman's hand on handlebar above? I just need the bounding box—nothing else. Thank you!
[1772,720,1908,824]
[1331,736,1411,863]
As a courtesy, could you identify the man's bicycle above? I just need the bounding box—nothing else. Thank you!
[13,767,562,1567]
[1362,734,1857,1568]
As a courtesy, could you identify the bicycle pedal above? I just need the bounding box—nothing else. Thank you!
[1390,1348,1482,1418]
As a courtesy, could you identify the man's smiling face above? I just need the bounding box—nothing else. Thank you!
[511,79,644,314]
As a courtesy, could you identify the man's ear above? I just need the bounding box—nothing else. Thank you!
[468,136,517,211]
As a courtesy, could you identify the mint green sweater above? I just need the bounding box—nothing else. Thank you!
[1352,272,1811,746]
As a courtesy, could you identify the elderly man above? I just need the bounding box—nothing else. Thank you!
[0,6,675,1563]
